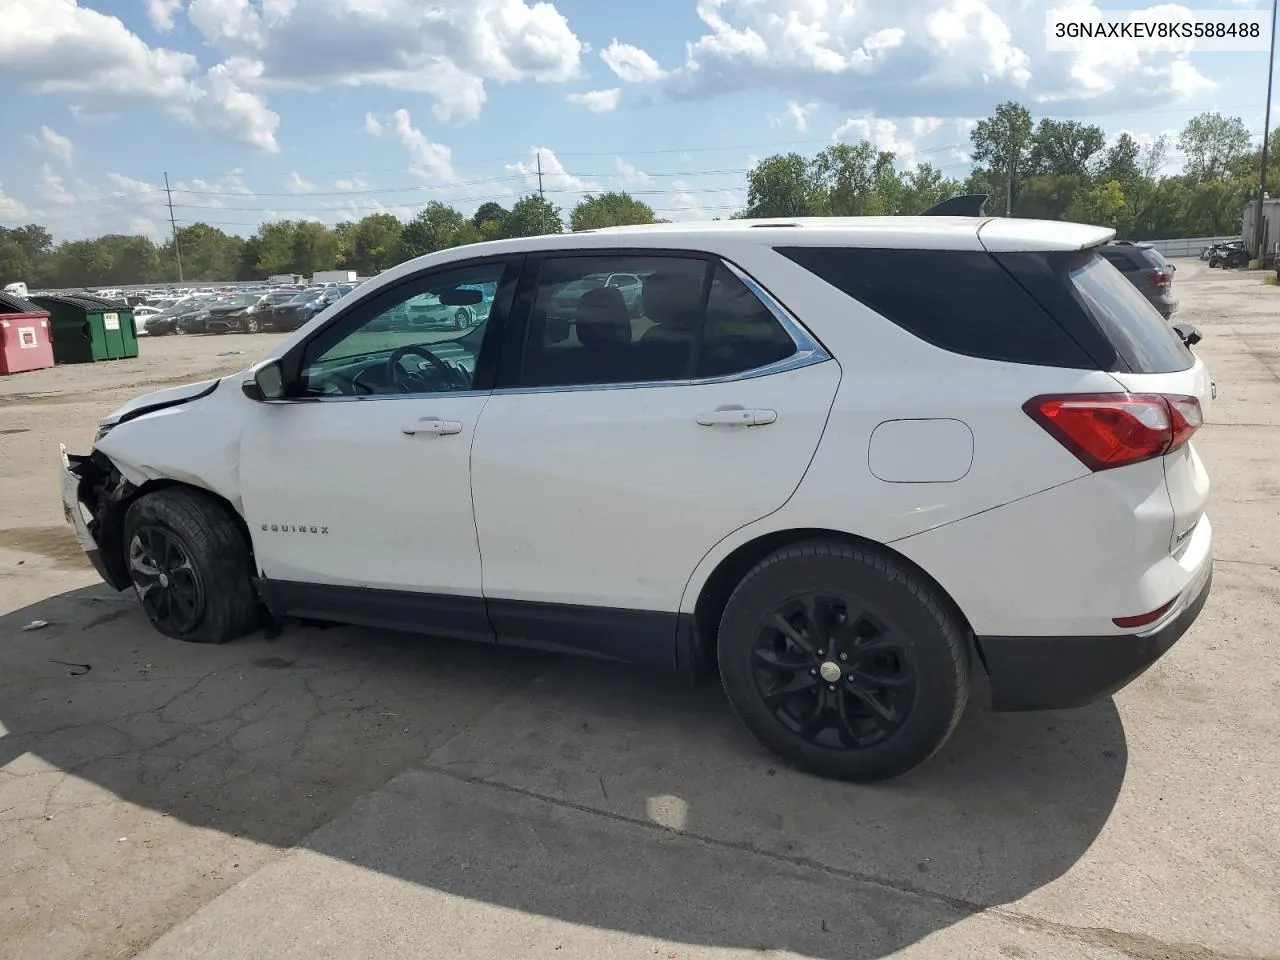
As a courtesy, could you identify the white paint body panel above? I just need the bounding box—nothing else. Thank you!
[471,361,842,610]
[238,395,490,595]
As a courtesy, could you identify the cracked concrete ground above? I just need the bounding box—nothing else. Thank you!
[1,262,1277,960]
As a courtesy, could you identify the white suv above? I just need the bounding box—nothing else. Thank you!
[59,217,1213,781]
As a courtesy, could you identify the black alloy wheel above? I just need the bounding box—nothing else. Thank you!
[717,540,969,781]
[751,592,915,749]
[128,525,205,636]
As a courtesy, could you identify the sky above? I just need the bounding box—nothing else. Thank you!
[0,0,1277,242]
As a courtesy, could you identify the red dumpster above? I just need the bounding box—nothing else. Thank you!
[0,292,55,375]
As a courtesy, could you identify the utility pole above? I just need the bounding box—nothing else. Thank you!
[1005,155,1014,217]
[1253,0,1277,260]
[535,151,547,233]
[164,172,183,283]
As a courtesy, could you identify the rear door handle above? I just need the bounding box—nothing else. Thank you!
[695,407,777,427]
[402,417,463,436]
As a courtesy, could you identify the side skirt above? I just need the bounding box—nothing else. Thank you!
[254,579,683,671]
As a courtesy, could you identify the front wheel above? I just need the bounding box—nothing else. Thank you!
[717,540,970,782]
[122,488,260,644]
[244,316,261,334]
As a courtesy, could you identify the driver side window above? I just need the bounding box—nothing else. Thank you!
[297,260,511,398]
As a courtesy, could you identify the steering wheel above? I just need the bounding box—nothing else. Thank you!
[387,344,464,393]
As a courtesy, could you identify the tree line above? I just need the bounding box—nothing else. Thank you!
[2,103,1274,288]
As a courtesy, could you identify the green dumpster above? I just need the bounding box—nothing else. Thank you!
[76,294,138,358]
[29,295,138,363]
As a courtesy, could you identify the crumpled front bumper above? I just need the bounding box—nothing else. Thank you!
[59,444,121,588]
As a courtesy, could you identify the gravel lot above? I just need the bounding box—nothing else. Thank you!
[1,261,1277,960]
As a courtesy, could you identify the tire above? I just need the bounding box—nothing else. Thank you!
[122,487,260,644]
[174,324,187,335]
[453,308,469,330]
[245,316,261,334]
[717,540,970,782]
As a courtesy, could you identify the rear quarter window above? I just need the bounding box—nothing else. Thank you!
[775,246,1096,368]
[1067,255,1192,372]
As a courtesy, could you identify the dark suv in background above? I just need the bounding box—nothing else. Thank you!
[1099,241,1177,319]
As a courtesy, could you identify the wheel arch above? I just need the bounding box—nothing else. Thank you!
[677,527,976,683]
[88,466,256,590]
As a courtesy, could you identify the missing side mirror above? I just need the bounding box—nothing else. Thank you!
[242,361,286,401]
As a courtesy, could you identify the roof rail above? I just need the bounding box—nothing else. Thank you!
[918,194,989,217]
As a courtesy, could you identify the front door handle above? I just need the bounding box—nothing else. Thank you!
[402,417,463,436]
[695,407,777,427]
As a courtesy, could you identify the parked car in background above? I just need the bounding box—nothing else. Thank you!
[144,298,207,336]
[1099,241,1177,319]
[1207,240,1249,269]
[265,288,341,332]
[204,294,273,334]
[132,306,161,333]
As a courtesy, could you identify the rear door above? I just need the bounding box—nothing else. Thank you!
[470,251,839,663]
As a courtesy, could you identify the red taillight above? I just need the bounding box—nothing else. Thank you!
[1023,393,1202,471]
[1149,271,1171,288]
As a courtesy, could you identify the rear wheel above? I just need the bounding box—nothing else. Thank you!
[717,540,969,782]
[122,488,260,644]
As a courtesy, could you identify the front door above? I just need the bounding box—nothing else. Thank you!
[239,257,519,620]
[470,253,840,664]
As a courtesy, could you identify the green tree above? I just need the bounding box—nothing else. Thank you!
[1065,180,1130,231]
[970,101,1034,215]
[398,201,473,259]
[162,223,243,281]
[290,221,340,277]
[0,240,32,285]
[1179,113,1251,182]
[1013,174,1085,221]
[1028,119,1106,178]
[743,152,817,217]
[569,192,657,230]
[346,213,405,274]
[896,163,964,215]
[503,195,564,237]
[254,221,302,275]
[472,202,509,233]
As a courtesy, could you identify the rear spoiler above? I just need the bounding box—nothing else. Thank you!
[919,194,989,217]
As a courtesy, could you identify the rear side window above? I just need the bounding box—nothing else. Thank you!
[1100,249,1138,272]
[775,247,1095,368]
[1068,255,1192,372]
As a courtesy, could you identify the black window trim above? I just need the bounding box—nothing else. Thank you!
[271,253,524,402]
[492,247,830,396]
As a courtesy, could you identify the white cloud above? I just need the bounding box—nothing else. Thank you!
[0,1,279,151]
[183,0,584,125]
[772,99,817,132]
[37,165,76,206]
[505,147,599,197]
[662,0,1213,118]
[601,40,666,82]
[287,171,316,193]
[615,158,651,185]
[392,109,455,181]
[334,177,371,191]
[364,112,383,136]
[147,0,184,31]
[566,88,621,112]
[28,126,74,165]
[0,184,28,221]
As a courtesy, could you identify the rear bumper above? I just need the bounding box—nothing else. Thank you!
[979,560,1213,711]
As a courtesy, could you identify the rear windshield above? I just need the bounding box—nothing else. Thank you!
[1069,254,1191,372]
